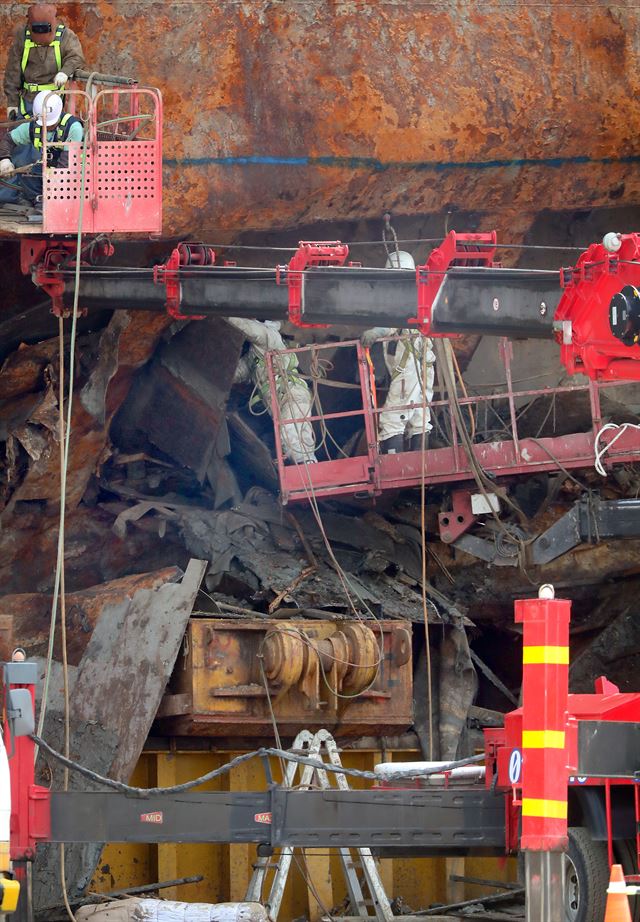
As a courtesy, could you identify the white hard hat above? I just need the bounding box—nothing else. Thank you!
[33,91,63,127]
[264,320,281,331]
[385,250,415,270]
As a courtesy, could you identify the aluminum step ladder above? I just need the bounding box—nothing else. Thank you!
[245,729,393,922]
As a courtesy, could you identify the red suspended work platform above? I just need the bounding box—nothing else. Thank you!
[1,81,162,238]
[267,336,640,504]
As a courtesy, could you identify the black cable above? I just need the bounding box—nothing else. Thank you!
[32,733,485,797]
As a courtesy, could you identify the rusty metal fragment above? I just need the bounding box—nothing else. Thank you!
[1,311,170,515]
[33,558,207,915]
[0,565,184,664]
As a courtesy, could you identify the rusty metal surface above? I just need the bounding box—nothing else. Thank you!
[0,565,182,662]
[1,3,638,237]
[33,558,207,915]
[0,310,169,515]
[157,617,413,737]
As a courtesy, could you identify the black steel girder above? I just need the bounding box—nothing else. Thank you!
[56,265,561,335]
[47,787,506,854]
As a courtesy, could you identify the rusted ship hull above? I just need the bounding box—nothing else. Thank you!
[1,1,638,238]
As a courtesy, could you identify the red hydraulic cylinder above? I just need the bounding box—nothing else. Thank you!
[515,584,571,852]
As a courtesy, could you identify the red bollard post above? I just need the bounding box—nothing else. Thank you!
[515,583,571,922]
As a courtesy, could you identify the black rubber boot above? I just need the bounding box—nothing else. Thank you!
[380,435,404,454]
[409,433,429,452]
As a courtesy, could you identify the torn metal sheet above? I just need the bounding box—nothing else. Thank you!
[114,320,244,482]
[438,626,478,760]
[33,558,207,916]
[0,338,59,400]
[227,411,279,491]
[174,490,456,623]
[0,503,189,596]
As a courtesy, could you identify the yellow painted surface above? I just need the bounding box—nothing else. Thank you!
[522,730,566,749]
[93,749,518,913]
[522,798,568,819]
[522,646,569,665]
[0,877,20,913]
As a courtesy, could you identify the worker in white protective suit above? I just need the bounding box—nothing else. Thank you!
[227,318,318,464]
[361,252,436,454]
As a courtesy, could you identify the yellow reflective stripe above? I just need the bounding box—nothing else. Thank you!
[522,798,567,819]
[54,27,63,70]
[21,37,35,76]
[522,645,569,665]
[23,82,57,92]
[522,730,565,749]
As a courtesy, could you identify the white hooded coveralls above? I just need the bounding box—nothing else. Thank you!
[365,328,436,442]
[227,318,317,464]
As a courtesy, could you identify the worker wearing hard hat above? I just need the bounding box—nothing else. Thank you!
[3,3,85,119]
[227,318,318,464]
[361,252,436,453]
[0,90,83,204]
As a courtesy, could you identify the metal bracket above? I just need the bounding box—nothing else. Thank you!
[412,230,499,334]
[285,241,348,328]
[154,245,206,320]
[438,490,477,543]
[21,237,114,318]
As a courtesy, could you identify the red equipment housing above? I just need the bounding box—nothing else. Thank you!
[555,233,640,380]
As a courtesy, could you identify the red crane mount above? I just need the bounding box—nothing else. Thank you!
[413,230,499,334]
[3,592,639,921]
[280,230,640,381]
[153,242,217,320]
[278,240,351,328]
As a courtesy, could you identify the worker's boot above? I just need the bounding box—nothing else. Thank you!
[409,433,429,452]
[380,435,404,454]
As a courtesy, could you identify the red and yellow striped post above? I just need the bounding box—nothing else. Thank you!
[515,584,571,922]
[515,583,571,850]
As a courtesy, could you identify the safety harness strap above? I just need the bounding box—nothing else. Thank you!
[29,113,78,167]
[249,352,302,410]
[21,24,65,88]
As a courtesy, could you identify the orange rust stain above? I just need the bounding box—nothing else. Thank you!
[0,2,638,236]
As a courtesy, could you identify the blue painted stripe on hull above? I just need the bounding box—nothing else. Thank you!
[164,153,640,171]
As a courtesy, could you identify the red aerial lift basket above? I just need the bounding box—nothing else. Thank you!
[40,85,162,235]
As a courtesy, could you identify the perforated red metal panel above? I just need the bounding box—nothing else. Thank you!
[93,140,161,233]
[41,87,162,236]
[42,145,93,233]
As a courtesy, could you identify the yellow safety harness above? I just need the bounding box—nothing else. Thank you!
[29,112,78,165]
[390,330,421,379]
[19,24,65,115]
[249,351,302,412]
